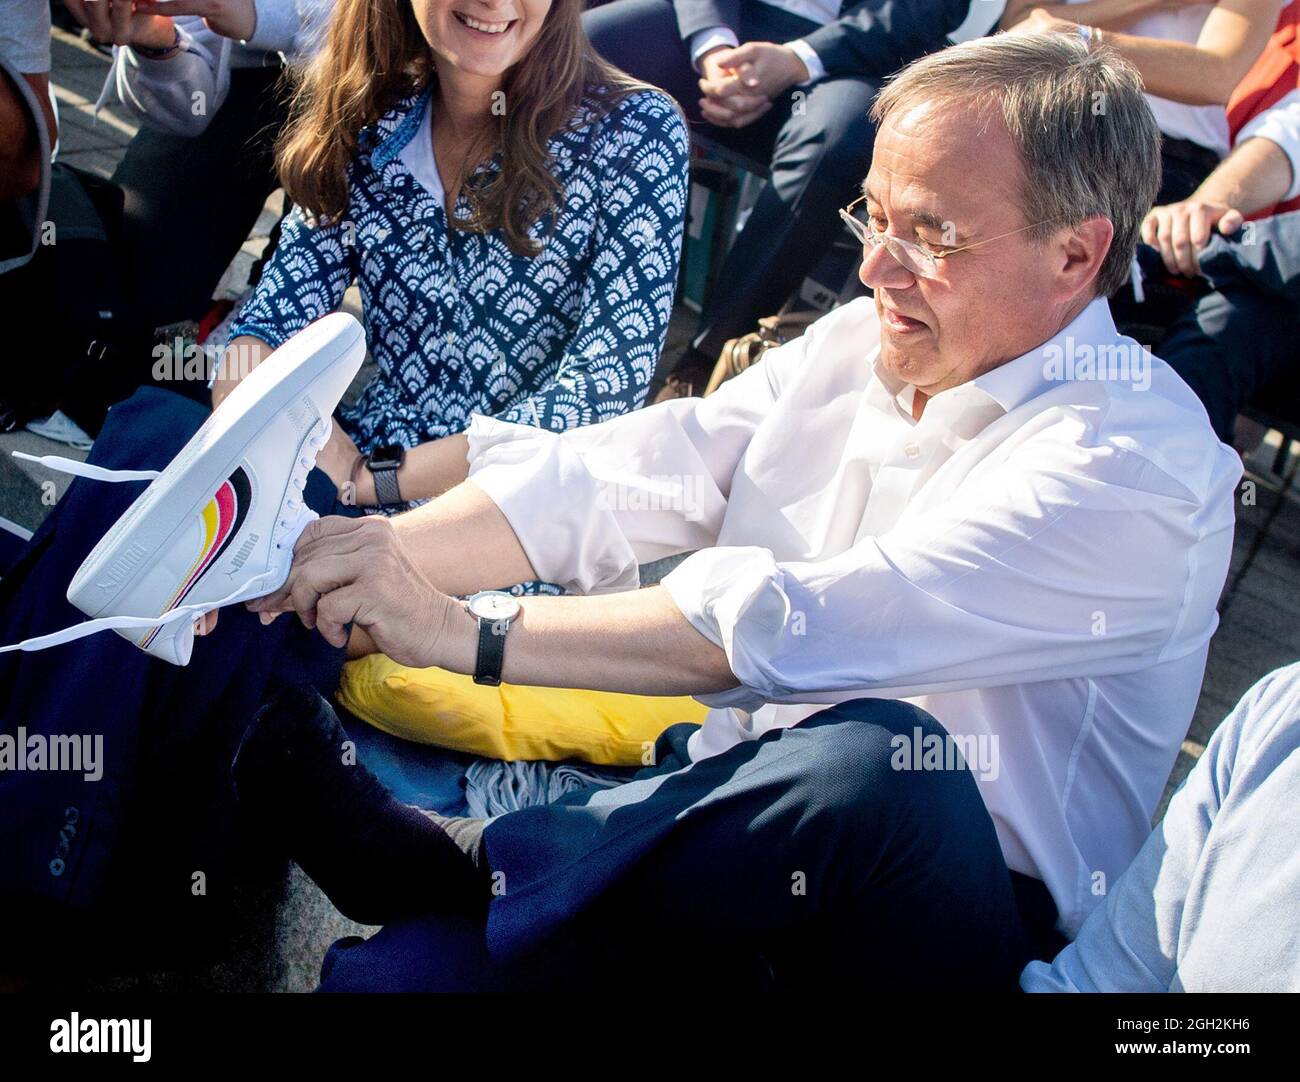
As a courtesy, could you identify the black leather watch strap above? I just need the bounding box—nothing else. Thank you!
[473,612,508,686]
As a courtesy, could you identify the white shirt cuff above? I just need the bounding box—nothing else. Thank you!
[690,27,740,71]
[1238,95,1300,203]
[660,545,790,712]
[465,414,640,595]
[784,38,824,85]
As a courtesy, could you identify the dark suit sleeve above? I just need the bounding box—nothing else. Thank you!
[800,0,974,79]
[673,0,743,42]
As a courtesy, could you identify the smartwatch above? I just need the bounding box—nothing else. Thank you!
[465,590,520,686]
[366,444,406,507]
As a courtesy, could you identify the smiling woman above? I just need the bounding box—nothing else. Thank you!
[277,0,657,256]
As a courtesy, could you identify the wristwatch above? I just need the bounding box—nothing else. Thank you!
[465,590,520,686]
[366,444,406,507]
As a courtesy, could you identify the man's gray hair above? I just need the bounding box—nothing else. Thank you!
[871,33,1160,297]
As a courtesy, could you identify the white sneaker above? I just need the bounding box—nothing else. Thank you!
[25,410,94,451]
[1,313,366,665]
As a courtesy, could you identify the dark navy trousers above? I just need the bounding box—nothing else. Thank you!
[0,387,353,951]
[320,699,1055,992]
[1156,209,1300,443]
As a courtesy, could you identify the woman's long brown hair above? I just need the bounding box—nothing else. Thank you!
[276,0,659,256]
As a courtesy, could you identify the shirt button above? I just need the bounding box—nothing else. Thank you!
[446,332,455,343]
[376,228,389,242]
[903,442,922,459]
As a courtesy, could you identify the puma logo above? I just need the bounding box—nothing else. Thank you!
[96,542,149,590]
[225,532,260,577]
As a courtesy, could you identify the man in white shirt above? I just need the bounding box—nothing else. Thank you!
[581,0,974,396]
[238,33,1242,991]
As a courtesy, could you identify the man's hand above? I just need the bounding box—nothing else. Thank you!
[699,42,809,129]
[247,515,452,665]
[63,0,176,50]
[133,0,258,42]
[1141,198,1244,277]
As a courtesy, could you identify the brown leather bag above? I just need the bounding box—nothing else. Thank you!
[704,310,819,396]
[656,308,820,403]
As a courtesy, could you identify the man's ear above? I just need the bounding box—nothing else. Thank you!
[1056,215,1113,299]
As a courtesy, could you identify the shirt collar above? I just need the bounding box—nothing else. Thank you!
[968,296,1117,414]
[366,84,435,171]
[865,294,1118,430]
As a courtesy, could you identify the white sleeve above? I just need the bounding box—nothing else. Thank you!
[0,0,50,74]
[107,18,232,137]
[784,39,825,84]
[1237,91,1300,202]
[689,26,740,70]
[245,0,333,61]
[466,334,810,595]
[245,0,300,53]
[661,433,1222,712]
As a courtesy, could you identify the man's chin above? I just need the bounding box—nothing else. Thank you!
[878,336,937,382]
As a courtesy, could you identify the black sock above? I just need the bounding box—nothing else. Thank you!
[232,683,489,925]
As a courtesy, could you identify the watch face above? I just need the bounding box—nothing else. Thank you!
[368,444,406,471]
[467,591,520,621]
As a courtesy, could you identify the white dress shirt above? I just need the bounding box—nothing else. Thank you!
[465,297,1241,935]
[689,0,841,83]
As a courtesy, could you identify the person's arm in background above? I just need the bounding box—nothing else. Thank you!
[1007,0,1281,106]
[793,0,974,80]
[689,0,974,128]
[0,68,50,202]
[1001,0,1166,32]
[74,0,324,138]
[0,0,56,201]
[1142,127,1297,276]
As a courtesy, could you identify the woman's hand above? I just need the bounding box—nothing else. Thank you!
[313,424,378,506]
[63,0,175,50]
[247,515,454,666]
[132,0,258,43]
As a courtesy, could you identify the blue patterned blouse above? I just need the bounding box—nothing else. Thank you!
[230,83,690,453]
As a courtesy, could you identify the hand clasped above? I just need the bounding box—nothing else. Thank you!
[246,514,451,667]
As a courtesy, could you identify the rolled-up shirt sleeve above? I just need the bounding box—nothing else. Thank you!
[466,330,804,595]
[662,434,1233,713]
[1238,94,1300,202]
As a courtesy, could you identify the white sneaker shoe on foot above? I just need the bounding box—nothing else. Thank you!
[1,313,366,665]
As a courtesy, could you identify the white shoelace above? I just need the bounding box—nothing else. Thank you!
[0,420,330,655]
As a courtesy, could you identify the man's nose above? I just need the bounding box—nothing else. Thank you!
[858,240,917,292]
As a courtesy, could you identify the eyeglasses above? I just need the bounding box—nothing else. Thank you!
[839,195,1058,279]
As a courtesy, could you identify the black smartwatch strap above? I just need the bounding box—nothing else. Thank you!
[473,613,507,686]
[370,463,402,507]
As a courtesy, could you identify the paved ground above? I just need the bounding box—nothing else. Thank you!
[11,26,1300,990]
